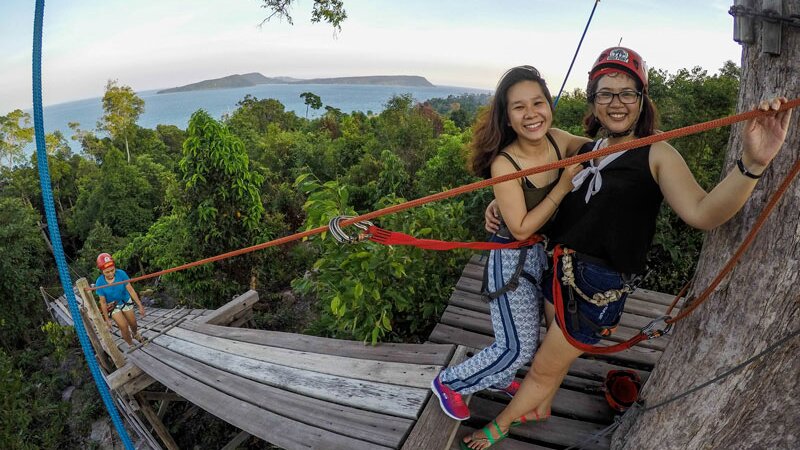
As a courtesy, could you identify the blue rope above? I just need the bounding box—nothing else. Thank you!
[32,1,135,448]
[553,0,600,108]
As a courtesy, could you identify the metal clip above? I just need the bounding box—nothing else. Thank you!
[641,315,673,339]
[328,216,373,244]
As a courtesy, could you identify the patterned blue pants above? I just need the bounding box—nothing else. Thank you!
[440,244,544,394]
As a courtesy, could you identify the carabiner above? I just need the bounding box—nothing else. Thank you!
[641,315,673,339]
[327,216,373,244]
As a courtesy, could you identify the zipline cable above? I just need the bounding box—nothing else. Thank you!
[32,1,135,448]
[91,98,800,291]
[553,0,601,108]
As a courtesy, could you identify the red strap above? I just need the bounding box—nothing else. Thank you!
[551,245,647,354]
[365,225,543,251]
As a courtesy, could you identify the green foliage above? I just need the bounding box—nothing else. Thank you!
[553,88,588,136]
[373,94,439,175]
[97,80,145,162]
[41,321,75,363]
[292,175,471,343]
[643,63,740,293]
[300,91,323,118]
[0,109,35,168]
[259,0,347,32]
[0,197,48,351]
[425,93,491,130]
[174,110,267,302]
[69,147,155,240]
[0,349,33,449]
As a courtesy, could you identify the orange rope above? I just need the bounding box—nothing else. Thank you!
[666,156,800,324]
[87,98,799,291]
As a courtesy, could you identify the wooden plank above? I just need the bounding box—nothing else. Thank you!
[147,331,429,420]
[127,348,391,450]
[181,320,454,366]
[429,323,657,371]
[135,393,180,450]
[138,343,412,448]
[76,278,127,368]
[138,346,413,446]
[450,427,552,450]
[468,396,611,450]
[165,326,441,388]
[221,430,251,450]
[196,290,259,325]
[402,345,472,450]
[78,306,113,372]
[138,391,185,402]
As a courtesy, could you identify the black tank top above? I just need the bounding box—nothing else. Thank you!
[544,141,663,274]
[495,134,562,239]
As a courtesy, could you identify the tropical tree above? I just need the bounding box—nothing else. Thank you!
[97,80,144,162]
[300,91,323,118]
[176,110,266,299]
[69,147,154,240]
[0,109,34,168]
[0,197,48,350]
[259,0,347,32]
[615,3,799,448]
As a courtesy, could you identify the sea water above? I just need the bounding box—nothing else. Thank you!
[36,83,489,153]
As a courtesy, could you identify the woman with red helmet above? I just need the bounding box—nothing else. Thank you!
[463,47,792,449]
[94,252,146,346]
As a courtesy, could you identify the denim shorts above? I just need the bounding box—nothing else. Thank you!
[108,297,134,316]
[543,259,628,345]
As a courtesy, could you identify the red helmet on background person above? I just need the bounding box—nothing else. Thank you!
[96,253,115,270]
[589,47,648,91]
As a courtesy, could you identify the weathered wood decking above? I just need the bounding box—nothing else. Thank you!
[49,256,678,450]
[430,254,680,450]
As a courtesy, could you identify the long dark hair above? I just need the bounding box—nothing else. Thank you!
[470,66,554,179]
[582,73,659,138]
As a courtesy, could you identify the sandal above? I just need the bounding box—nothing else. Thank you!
[459,420,508,450]
[510,408,551,428]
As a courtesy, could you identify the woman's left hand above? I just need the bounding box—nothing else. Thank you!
[743,97,793,168]
[139,306,146,317]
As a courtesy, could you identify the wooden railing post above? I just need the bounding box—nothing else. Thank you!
[76,278,127,369]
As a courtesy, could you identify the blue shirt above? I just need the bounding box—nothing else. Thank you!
[95,269,131,302]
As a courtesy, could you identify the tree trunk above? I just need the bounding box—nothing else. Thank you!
[613,2,800,449]
[125,135,131,162]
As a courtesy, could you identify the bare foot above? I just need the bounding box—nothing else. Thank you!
[461,420,508,450]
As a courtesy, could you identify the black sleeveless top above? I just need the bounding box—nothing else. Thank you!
[495,133,562,239]
[544,141,663,274]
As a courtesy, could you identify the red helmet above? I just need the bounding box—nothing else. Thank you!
[604,369,641,412]
[96,253,115,270]
[589,47,648,90]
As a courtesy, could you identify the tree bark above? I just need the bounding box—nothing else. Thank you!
[613,2,800,449]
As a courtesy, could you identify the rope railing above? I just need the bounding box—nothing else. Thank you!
[90,98,800,291]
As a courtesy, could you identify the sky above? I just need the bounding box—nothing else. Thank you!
[0,0,741,113]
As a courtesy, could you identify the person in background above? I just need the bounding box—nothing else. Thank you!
[94,252,146,346]
[431,65,585,422]
[464,47,793,449]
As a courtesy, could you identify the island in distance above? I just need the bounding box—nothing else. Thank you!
[157,73,435,94]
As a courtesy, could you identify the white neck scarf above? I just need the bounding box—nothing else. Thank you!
[571,139,627,203]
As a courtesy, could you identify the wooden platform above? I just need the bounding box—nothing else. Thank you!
[429,254,679,450]
[48,256,678,450]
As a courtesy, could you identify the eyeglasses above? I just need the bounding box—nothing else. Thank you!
[592,90,641,105]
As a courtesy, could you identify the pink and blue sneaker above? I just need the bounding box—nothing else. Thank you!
[488,380,521,399]
[431,374,470,420]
